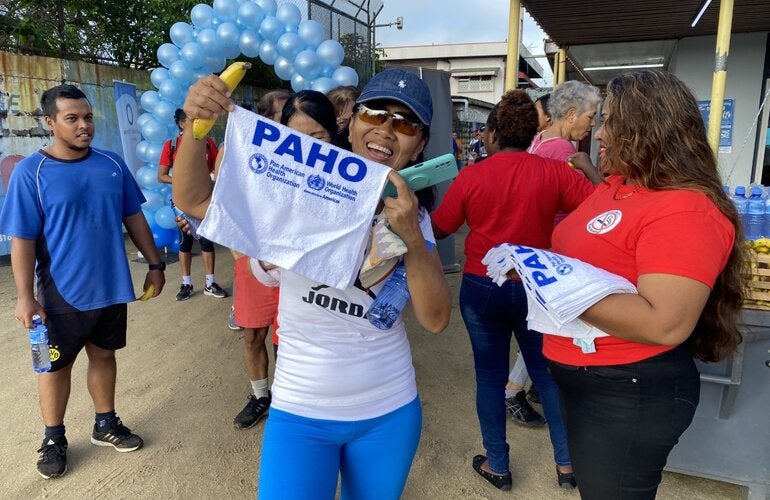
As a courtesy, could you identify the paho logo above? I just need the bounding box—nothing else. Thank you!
[587,210,622,234]
[249,153,269,174]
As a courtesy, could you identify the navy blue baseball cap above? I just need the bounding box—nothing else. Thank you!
[356,68,433,126]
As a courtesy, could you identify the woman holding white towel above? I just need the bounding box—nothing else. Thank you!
[173,68,451,500]
[545,70,746,500]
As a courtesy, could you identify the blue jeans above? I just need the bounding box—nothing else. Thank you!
[258,397,422,500]
[460,274,571,473]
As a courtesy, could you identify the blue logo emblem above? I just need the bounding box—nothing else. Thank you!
[556,264,573,276]
[307,174,325,191]
[249,153,269,174]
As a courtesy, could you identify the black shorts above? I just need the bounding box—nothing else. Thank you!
[46,303,128,372]
[179,232,215,253]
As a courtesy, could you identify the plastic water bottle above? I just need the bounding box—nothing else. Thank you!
[731,186,749,237]
[367,260,410,330]
[746,186,765,240]
[29,315,51,373]
[764,195,770,240]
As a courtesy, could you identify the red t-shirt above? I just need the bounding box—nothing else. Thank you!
[431,151,595,276]
[544,174,735,366]
[159,133,218,173]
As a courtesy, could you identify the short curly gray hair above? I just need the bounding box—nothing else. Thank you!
[548,81,602,121]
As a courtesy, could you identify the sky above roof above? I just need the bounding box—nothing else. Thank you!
[375,0,552,84]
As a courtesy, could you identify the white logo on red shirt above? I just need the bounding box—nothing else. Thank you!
[586,210,622,234]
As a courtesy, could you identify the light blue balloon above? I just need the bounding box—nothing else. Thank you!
[152,99,177,123]
[259,16,284,42]
[140,90,160,112]
[216,22,241,48]
[150,67,169,88]
[167,122,180,138]
[170,22,195,48]
[145,142,163,163]
[293,49,321,79]
[154,205,178,229]
[205,54,227,73]
[239,29,263,58]
[259,40,278,65]
[273,56,294,81]
[284,23,298,34]
[142,189,164,212]
[316,39,345,68]
[157,43,180,69]
[191,3,215,28]
[192,69,212,82]
[221,44,242,60]
[196,27,221,55]
[169,60,195,85]
[320,64,335,78]
[141,116,167,143]
[332,66,359,87]
[180,41,206,68]
[137,165,161,189]
[237,1,265,28]
[276,3,301,27]
[213,0,239,23]
[254,0,277,16]
[298,20,325,49]
[159,79,185,106]
[135,140,150,162]
[310,77,336,94]
[276,32,303,60]
[291,72,310,92]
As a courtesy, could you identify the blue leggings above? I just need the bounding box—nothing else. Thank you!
[257,397,422,500]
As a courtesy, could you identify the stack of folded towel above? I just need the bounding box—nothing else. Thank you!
[482,244,638,353]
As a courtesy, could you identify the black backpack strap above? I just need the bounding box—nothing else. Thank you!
[169,136,178,168]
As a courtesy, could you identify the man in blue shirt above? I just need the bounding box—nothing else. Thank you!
[0,84,166,479]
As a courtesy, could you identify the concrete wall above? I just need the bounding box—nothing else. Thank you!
[669,32,768,187]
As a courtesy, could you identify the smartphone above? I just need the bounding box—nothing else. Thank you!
[381,153,458,198]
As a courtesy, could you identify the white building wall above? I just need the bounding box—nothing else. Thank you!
[669,32,768,187]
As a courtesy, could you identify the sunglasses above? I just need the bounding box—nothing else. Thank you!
[356,104,424,137]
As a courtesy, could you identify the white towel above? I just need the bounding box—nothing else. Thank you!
[198,107,391,289]
[483,244,637,352]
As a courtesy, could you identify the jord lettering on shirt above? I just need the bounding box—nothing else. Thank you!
[514,246,557,287]
[301,285,366,318]
[252,120,367,182]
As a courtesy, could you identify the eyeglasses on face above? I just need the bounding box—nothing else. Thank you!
[355,104,424,137]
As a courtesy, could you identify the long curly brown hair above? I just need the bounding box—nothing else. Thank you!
[602,70,747,362]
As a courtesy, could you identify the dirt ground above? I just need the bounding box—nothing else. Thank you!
[0,232,744,499]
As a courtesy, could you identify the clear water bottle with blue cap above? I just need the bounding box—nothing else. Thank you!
[367,259,410,330]
[731,186,749,238]
[29,315,51,373]
[746,186,765,240]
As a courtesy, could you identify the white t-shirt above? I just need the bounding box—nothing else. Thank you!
[270,208,435,421]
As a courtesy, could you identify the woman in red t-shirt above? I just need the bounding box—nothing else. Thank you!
[545,71,746,499]
[432,90,595,491]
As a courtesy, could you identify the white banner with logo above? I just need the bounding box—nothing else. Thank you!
[199,106,391,290]
[112,80,142,176]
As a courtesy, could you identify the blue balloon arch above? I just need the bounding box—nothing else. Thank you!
[134,0,360,250]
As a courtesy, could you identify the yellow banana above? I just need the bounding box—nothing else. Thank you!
[192,61,252,139]
[754,237,770,248]
[138,283,155,301]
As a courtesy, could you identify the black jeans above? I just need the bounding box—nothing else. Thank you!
[549,344,700,500]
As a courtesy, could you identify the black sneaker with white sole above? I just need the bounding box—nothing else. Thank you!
[176,284,193,301]
[233,392,271,429]
[204,282,228,298]
[91,417,143,452]
[505,390,546,427]
[36,435,68,479]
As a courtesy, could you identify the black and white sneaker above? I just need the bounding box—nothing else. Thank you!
[91,417,143,452]
[204,282,228,298]
[36,435,68,479]
[505,391,546,427]
[233,392,271,429]
[176,284,193,301]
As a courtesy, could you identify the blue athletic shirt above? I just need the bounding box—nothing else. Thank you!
[0,148,145,313]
